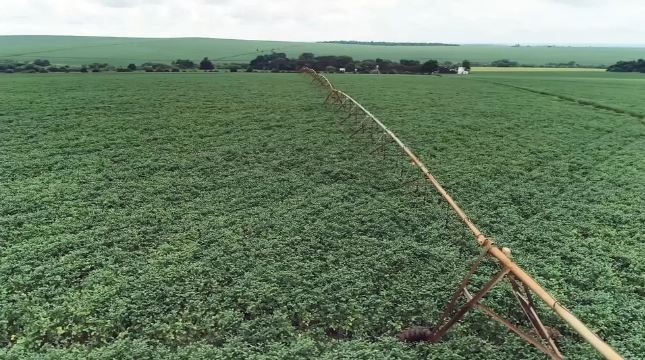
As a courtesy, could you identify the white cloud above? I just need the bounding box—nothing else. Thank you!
[0,0,644,44]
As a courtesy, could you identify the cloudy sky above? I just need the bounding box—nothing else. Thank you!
[2,0,644,45]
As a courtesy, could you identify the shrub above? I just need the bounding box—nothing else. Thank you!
[127,63,137,71]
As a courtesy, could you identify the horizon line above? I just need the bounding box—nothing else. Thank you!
[1,34,645,48]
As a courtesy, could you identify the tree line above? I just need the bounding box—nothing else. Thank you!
[248,52,471,74]
[0,54,470,74]
[2,53,617,74]
[0,57,220,73]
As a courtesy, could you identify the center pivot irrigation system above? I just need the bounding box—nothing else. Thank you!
[301,67,623,359]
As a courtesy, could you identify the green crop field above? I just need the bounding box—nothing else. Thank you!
[473,71,645,116]
[1,35,645,67]
[1,71,643,359]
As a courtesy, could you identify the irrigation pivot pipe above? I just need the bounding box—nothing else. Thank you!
[301,68,623,360]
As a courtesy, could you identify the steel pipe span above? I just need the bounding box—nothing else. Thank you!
[302,67,623,360]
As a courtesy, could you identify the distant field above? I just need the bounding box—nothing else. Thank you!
[473,71,645,116]
[1,35,645,66]
[471,67,605,72]
[1,71,643,358]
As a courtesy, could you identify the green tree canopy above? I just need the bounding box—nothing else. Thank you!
[199,57,215,71]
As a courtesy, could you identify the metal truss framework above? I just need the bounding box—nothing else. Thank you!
[302,67,623,360]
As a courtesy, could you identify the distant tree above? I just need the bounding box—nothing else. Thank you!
[607,59,645,73]
[249,53,295,71]
[34,59,50,67]
[421,59,439,73]
[199,57,215,71]
[172,59,196,69]
[127,63,137,71]
[462,60,471,70]
[355,59,377,73]
[80,66,88,73]
[299,52,315,61]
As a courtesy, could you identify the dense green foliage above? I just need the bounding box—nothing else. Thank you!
[421,60,439,73]
[247,53,454,74]
[606,59,645,73]
[199,57,215,71]
[1,72,643,359]
[327,71,645,357]
[172,59,196,69]
[2,35,644,66]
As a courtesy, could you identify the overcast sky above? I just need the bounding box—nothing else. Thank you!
[2,0,645,45]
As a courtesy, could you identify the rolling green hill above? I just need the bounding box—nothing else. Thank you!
[1,35,644,67]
